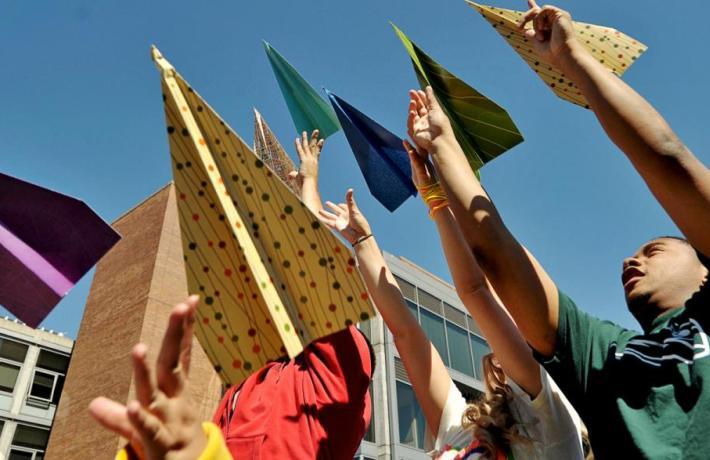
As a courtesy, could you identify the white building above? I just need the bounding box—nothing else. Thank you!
[0,316,73,460]
[355,253,492,460]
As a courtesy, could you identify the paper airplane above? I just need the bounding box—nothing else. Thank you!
[0,173,120,327]
[393,23,524,172]
[327,90,416,212]
[263,41,340,139]
[253,108,300,195]
[152,46,374,385]
[467,2,647,108]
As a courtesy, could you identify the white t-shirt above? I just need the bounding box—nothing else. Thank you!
[427,366,584,459]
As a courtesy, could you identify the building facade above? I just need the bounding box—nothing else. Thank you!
[45,184,222,460]
[355,252,491,460]
[0,316,73,459]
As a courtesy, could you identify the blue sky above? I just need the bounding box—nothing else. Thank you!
[1,0,708,338]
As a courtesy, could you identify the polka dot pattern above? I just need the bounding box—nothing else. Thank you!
[158,57,374,386]
[468,2,647,108]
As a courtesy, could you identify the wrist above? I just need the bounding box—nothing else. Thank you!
[554,39,588,74]
[429,132,459,154]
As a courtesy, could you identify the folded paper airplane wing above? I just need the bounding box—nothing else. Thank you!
[253,108,300,195]
[392,24,524,172]
[327,90,415,212]
[0,173,120,327]
[264,41,340,139]
[467,2,647,108]
[152,47,374,385]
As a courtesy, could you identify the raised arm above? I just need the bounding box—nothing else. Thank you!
[317,191,451,438]
[289,129,325,215]
[519,0,710,255]
[404,141,541,396]
[407,88,559,357]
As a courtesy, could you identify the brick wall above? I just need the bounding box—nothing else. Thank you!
[46,184,222,459]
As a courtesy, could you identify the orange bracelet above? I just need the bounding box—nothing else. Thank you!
[417,182,449,219]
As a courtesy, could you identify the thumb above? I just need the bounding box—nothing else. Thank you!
[346,189,358,214]
[403,140,426,184]
[424,86,442,112]
[288,170,299,180]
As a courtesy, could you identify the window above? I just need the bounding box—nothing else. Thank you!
[0,337,28,394]
[446,322,474,377]
[405,299,418,321]
[27,349,69,407]
[363,381,375,443]
[419,309,448,367]
[0,362,21,393]
[418,289,442,315]
[0,338,29,362]
[9,424,49,460]
[470,335,492,380]
[394,275,417,302]
[396,381,426,449]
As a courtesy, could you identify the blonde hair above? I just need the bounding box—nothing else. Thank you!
[461,354,532,459]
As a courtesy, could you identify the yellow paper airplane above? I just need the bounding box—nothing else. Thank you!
[467,2,647,108]
[151,46,375,386]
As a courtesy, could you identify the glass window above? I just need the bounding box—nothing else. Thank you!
[396,381,425,449]
[0,338,28,363]
[446,322,474,377]
[35,350,69,373]
[444,303,466,328]
[394,275,417,302]
[470,335,492,380]
[405,299,418,321]
[363,382,375,443]
[419,309,448,367]
[0,362,21,393]
[12,424,49,451]
[29,371,54,400]
[418,289,442,315]
[9,450,34,460]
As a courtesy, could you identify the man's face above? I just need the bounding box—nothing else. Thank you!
[622,238,707,318]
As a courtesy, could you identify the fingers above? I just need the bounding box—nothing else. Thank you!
[325,200,347,217]
[294,137,305,161]
[301,130,309,154]
[403,140,433,187]
[346,189,358,214]
[132,344,156,407]
[156,300,191,397]
[89,397,136,440]
[178,295,198,378]
[423,86,442,112]
[310,129,320,144]
[127,400,173,452]
[317,209,338,229]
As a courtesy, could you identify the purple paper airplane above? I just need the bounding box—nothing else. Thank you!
[0,173,120,327]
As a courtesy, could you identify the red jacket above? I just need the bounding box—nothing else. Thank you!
[213,326,372,459]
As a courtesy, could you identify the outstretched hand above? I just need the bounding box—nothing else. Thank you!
[403,140,437,188]
[289,129,324,188]
[318,189,372,245]
[517,0,578,65]
[407,86,453,153]
[89,296,206,460]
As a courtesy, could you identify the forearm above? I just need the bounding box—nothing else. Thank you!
[432,208,541,396]
[428,136,559,355]
[354,236,422,340]
[354,235,450,436]
[300,176,323,215]
[559,47,710,254]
